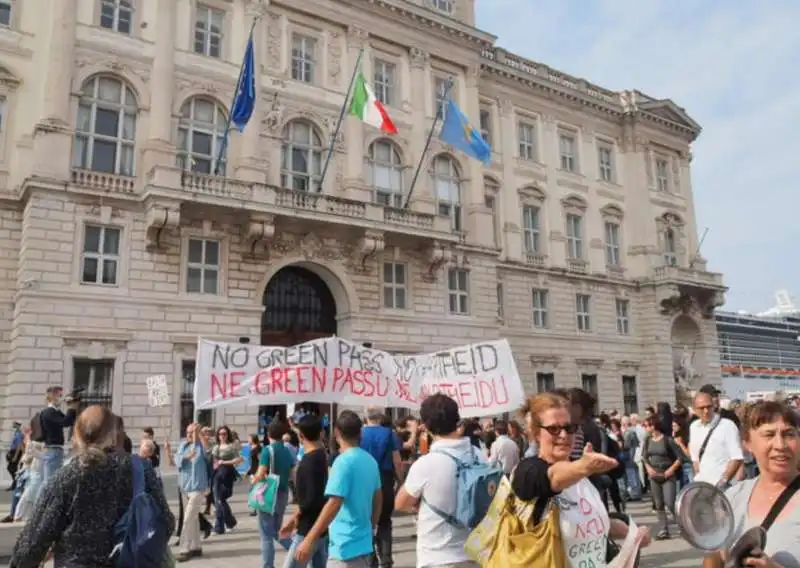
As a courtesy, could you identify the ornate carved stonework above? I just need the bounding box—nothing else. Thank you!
[576,358,604,372]
[321,115,345,150]
[269,232,344,262]
[328,32,343,86]
[352,231,385,271]
[145,201,180,249]
[530,355,561,368]
[619,90,638,114]
[265,12,282,72]
[465,63,481,87]
[409,47,429,69]
[347,25,368,47]
[423,241,451,281]
[246,0,268,17]
[75,52,150,86]
[175,76,223,100]
[245,213,275,254]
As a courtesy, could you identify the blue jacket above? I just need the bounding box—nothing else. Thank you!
[177,441,209,493]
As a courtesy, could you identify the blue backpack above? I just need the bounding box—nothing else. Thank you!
[424,448,504,529]
[111,456,169,568]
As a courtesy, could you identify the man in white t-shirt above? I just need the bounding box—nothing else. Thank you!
[688,391,743,487]
[488,420,520,475]
[395,394,482,568]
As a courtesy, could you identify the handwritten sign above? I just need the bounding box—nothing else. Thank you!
[146,375,170,408]
[193,336,524,418]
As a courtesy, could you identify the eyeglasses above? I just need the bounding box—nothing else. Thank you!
[218,431,227,436]
[539,423,579,436]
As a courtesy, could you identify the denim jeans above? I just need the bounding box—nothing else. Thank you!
[214,474,237,534]
[282,533,328,568]
[258,489,291,568]
[40,447,64,488]
[681,462,694,488]
[9,473,25,518]
[624,460,642,500]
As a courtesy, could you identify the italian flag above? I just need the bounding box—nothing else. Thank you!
[349,72,398,134]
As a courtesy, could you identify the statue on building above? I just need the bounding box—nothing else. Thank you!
[674,345,700,388]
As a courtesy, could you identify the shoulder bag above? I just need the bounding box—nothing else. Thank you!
[697,417,722,463]
[761,474,800,532]
[247,445,280,514]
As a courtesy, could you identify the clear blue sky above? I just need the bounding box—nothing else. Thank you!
[475,0,800,313]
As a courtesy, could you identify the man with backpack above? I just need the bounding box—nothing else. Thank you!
[395,394,502,568]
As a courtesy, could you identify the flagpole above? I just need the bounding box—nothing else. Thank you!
[318,48,364,193]
[214,17,259,176]
[403,76,454,209]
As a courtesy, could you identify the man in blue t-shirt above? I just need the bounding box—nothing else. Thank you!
[359,408,402,568]
[294,411,381,567]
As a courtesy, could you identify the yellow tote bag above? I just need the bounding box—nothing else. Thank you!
[465,475,566,568]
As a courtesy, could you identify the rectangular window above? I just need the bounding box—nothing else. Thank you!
[382,262,407,309]
[434,76,448,117]
[622,375,639,415]
[576,293,591,332]
[485,194,499,247]
[566,214,583,260]
[522,205,540,253]
[100,0,132,34]
[598,144,613,182]
[447,268,469,315]
[72,358,114,409]
[373,59,396,106]
[496,282,504,320]
[581,374,599,415]
[479,108,492,146]
[428,0,454,13]
[194,5,224,58]
[81,225,121,286]
[604,222,621,266]
[291,34,316,84]
[616,298,630,335]
[536,372,555,394]
[181,360,215,433]
[532,289,549,329]
[655,158,669,192]
[0,1,11,26]
[559,133,577,172]
[664,229,678,266]
[518,122,536,161]
[186,238,221,295]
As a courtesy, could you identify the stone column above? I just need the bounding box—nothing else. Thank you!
[463,64,492,247]
[342,25,368,201]
[235,1,269,183]
[499,98,522,262]
[32,0,79,180]
[406,47,434,212]
[141,0,177,174]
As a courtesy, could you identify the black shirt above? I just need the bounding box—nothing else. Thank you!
[295,447,328,537]
[151,441,161,468]
[39,407,77,446]
[511,456,558,523]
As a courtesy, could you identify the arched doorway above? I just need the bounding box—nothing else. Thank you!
[259,265,337,435]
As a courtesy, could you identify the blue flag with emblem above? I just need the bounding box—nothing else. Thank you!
[230,32,256,131]
[439,98,491,165]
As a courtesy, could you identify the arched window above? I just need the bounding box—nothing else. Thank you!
[281,120,323,192]
[73,75,137,176]
[430,155,461,231]
[664,228,678,266]
[177,97,227,175]
[368,140,403,207]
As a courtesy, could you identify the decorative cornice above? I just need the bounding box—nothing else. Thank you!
[60,329,133,343]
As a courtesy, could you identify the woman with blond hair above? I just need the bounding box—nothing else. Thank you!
[512,392,651,568]
[9,405,175,567]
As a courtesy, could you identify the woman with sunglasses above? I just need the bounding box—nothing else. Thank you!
[211,425,243,535]
[512,393,651,568]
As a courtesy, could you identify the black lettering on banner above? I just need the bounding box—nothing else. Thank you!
[337,339,383,373]
[212,344,251,369]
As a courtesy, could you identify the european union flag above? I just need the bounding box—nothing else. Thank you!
[439,98,491,165]
[230,34,256,131]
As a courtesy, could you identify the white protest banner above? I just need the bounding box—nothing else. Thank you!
[193,336,524,418]
[146,375,170,408]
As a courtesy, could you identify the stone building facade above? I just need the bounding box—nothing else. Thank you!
[0,0,725,439]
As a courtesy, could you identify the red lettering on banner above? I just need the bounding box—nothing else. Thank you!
[418,376,510,409]
[228,371,244,398]
[574,515,606,539]
[579,498,593,515]
[210,371,245,400]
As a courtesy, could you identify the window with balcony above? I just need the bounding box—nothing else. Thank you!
[518,122,536,161]
[72,358,114,409]
[576,293,591,332]
[431,155,462,231]
[433,76,449,117]
[181,360,214,433]
[655,158,669,192]
[622,375,639,414]
[532,289,549,329]
[604,221,621,266]
[598,143,614,182]
[663,228,678,266]
[382,262,407,309]
[566,213,583,260]
[73,75,137,176]
[373,59,396,106]
[559,132,578,172]
[100,0,132,34]
[81,224,121,286]
[616,298,630,335]
[281,120,322,191]
[496,282,504,320]
[291,34,316,84]
[522,205,541,254]
[186,238,220,295]
[177,97,227,175]
[536,372,555,393]
[194,5,224,58]
[368,140,403,207]
[479,107,492,146]
[447,268,469,315]
[0,1,10,26]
